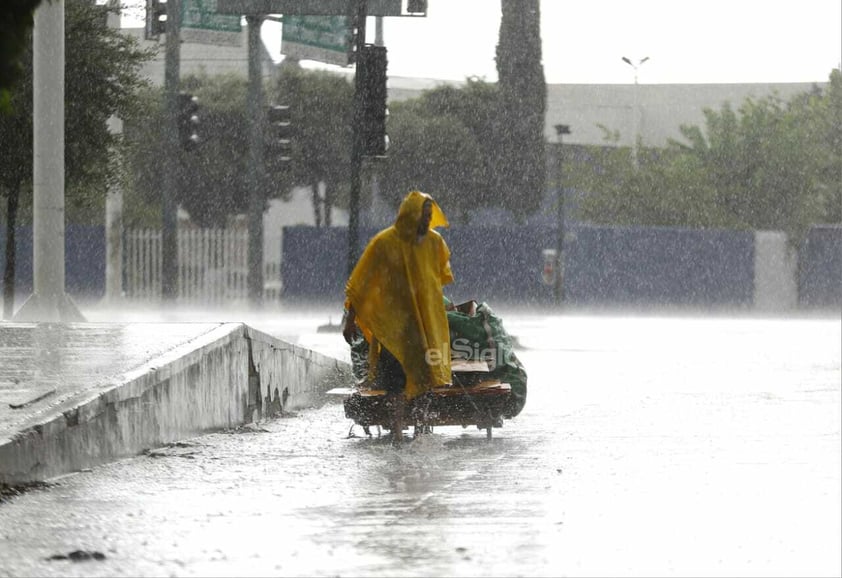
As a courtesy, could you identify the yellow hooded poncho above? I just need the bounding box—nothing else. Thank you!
[345,191,454,399]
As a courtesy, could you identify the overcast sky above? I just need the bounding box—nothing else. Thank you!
[123,0,841,85]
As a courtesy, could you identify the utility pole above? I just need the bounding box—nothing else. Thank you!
[105,0,124,305]
[554,124,570,307]
[161,0,182,302]
[14,0,84,321]
[246,14,267,307]
[621,55,649,170]
[347,0,367,278]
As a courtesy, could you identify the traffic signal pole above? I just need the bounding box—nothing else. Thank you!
[161,0,182,302]
[215,0,425,284]
[246,14,267,307]
[347,0,367,278]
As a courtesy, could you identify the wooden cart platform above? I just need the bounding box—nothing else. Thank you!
[327,359,514,439]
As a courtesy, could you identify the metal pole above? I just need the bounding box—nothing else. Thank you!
[161,0,182,302]
[554,124,570,307]
[105,117,124,303]
[14,0,84,321]
[622,56,648,170]
[246,14,266,308]
[375,15,383,46]
[32,0,64,308]
[347,0,367,278]
[632,68,639,169]
[105,1,123,304]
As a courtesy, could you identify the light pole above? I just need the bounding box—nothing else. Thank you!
[621,55,649,169]
[245,14,268,309]
[554,124,571,307]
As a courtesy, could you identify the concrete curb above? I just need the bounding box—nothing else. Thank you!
[0,323,351,485]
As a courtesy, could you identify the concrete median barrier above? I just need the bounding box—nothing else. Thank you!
[0,323,351,485]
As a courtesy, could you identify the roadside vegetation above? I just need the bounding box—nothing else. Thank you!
[568,68,842,244]
[1,0,839,316]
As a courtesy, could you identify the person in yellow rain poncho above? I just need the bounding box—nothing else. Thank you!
[342,191,454,440]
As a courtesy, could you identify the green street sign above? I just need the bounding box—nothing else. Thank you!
[182,0,243,46]
[217,0,408,17]
[282,15,350,67]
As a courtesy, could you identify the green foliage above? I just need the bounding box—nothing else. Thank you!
[0,0,42,113]
[180,76,254,226]
[413,79,501,200]
[495,0,546,221]
[375,79,497,221]
[270,65,354,214]
[125,72,261,228]
[121,85,165,227]
[65,0,153,223]
[127,66,355,228]
[0,0,153,224]
[574,68,842,242]
[0,46,32,215]
[379,110,484,224]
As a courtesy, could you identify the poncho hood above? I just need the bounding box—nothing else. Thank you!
[394,191,449,240]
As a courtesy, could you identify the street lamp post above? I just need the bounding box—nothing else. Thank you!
[554,124,571,307]
[621,55,649,169]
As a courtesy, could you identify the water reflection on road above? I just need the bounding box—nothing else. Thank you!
[0,311,839,578]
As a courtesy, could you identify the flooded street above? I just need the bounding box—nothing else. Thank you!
[0,312,839,577]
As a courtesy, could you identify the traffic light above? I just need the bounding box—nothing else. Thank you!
[177,92,200,151]
[267,105,294,163]
[346,12,360,65]
[145,0,167,40]
[359,45,389,157]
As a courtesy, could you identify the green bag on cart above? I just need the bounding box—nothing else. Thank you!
[445,301,527,418]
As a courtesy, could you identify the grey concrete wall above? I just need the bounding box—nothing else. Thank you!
[0,324,350,485]
[246,325,350,415]
[799,225,842,309]
[754,231,798,311]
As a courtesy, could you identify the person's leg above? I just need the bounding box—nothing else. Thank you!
[389,392,405,445]
[376,347,406,444]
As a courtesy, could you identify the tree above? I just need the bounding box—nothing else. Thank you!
[0,0,153,317]
[413,78,503,209]
[126,67,357,229]
[179,73,261,227]
[378,108,484,223]
[573,68,842,243]
[797,68,842,224]
[0,0,42,112]
[271,66,354,226]
[126,71,299,229]
[496,0,546,221]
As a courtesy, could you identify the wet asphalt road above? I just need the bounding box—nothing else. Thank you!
[0,313,839,577]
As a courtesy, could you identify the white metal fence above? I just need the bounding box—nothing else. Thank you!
[124,228,282,305]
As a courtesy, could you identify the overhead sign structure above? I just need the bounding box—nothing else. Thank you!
[282,15,350,67]
[216,0,425,17]
[182,0,243,46]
